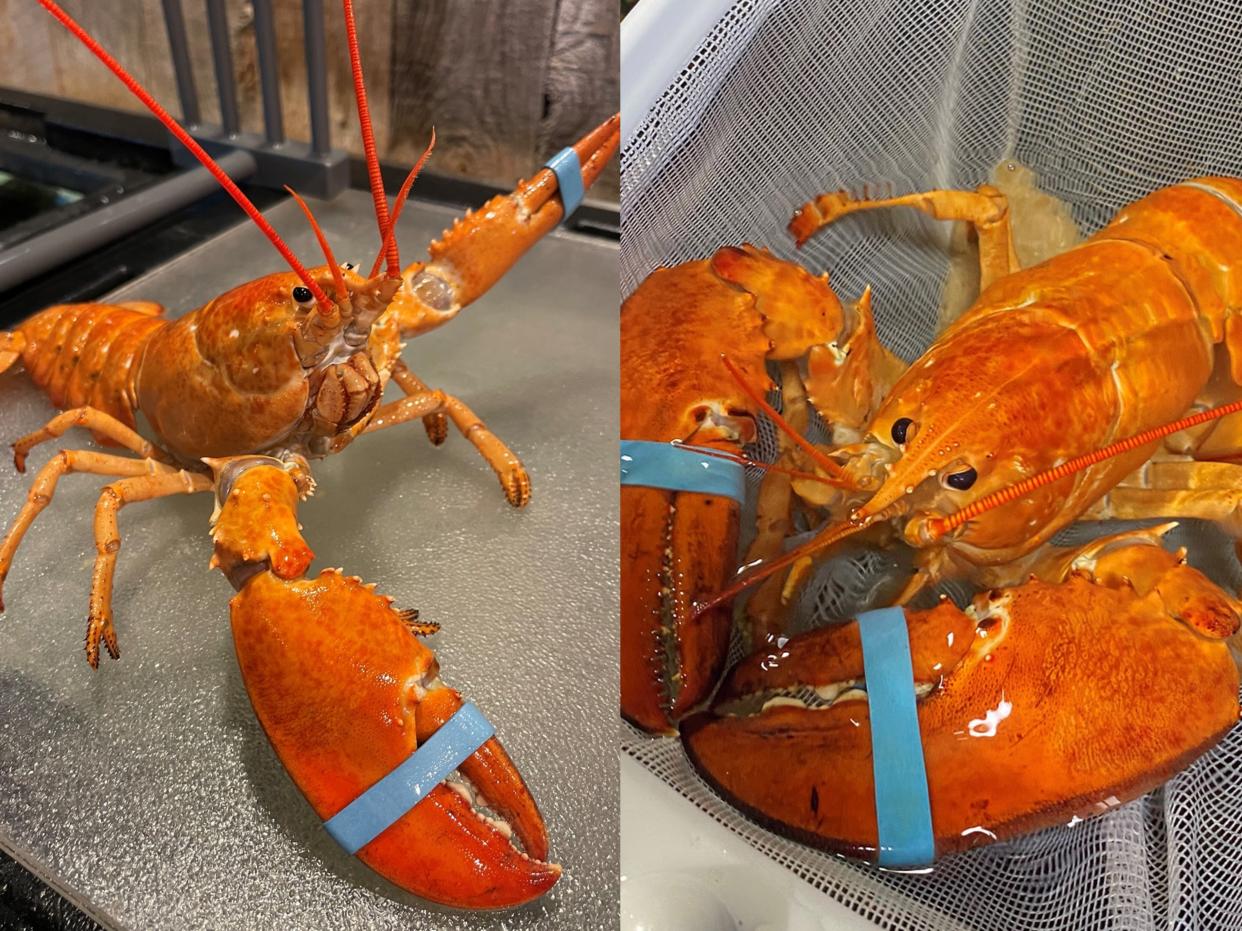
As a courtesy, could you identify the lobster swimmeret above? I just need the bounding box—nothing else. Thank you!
[621,176,1242,860]
[0,0,618,909]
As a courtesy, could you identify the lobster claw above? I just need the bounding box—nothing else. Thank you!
[394,114,620,336]
[683,561,1240,862]
[215,461,557,908]
[231,571,558,907]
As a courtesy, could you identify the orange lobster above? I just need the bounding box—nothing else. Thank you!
[0,0,617,909]
[622,177,1242,859]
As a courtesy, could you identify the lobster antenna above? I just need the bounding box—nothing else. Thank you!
[694,397,1242,620]
[721,355,853,483]
[341,0,399,278]
[285,187,349,301]
[368,129,436,278]
[924,397,1242,540]
[36,0,332,310]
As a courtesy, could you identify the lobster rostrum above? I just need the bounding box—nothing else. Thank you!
[0,0,617,909]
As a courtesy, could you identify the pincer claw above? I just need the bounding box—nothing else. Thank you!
[215,461,557,908]
[231,569,559,909]
[683,567,1240,864]
[403,114,620,330]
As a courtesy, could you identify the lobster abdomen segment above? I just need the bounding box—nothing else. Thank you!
[1094,178,1242,347]
[14,303,166,435]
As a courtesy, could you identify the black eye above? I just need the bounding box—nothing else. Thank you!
[946,467,977,490]
[292,286,314,304]
[891,417,913,444]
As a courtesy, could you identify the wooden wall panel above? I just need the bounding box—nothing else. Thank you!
[0,0,618,201]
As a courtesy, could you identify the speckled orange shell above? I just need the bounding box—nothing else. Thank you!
[620,247,849,731]
[865,180,1242,562]
[15,303,165,437]
[136,273,311,460]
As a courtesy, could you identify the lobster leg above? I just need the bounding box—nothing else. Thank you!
[390,359,449,446]
[743,362,810,647]
[789,186,1019,288]
[1098,458,1242,567]
[389,114,620,338]
[87,469,213,665]
[362,377,530,508]
[215,459,557,908]
[0,451,181,611]
[12,406,174,471]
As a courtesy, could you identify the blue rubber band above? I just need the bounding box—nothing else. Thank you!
[620,439,746,504]
[323,702,495,855]
[544,147,585,219]
[857,607,935,868]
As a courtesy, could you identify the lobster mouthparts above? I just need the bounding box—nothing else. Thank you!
[682,567,1240,863]
[218,462,557,909]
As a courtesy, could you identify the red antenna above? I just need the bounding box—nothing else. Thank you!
[693,397,1242,617]
[691,507,879,618]
[925,397,1242,540]
[37,0,332,310]
[341,0,399,279]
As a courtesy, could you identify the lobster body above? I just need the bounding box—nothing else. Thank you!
[11,268,410,464]
[845,178,1242,576]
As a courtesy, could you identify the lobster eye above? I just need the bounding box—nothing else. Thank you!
[891,417,914,444]
[292,286,314,304]
[946,467,978,490]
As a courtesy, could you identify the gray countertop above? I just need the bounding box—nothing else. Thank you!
[0,189,618,930]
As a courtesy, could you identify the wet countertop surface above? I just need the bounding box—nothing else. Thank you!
[0,189,618,930]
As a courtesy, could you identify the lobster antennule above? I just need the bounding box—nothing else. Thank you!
[369,130,437,279]
[285,187,349,301]
[341,0,400,279]
[36,0,332,310]
[923,397,1242,541]
[721,354,853,483]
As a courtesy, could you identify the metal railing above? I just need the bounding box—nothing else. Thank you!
[0,0,349,293]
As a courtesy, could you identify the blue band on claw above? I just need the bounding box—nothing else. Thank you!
[323,702,494,855]
[544,147,585,219]
[857,607,935,868]
[620,439,746,504]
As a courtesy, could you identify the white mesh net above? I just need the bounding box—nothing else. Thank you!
[620,1,1242,927]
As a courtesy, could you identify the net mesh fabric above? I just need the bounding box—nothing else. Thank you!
[620,1,1242,927]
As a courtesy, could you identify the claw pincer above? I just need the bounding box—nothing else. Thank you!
[620,246,891,733]
[683,554,1240,865]
[215,461,558,908]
